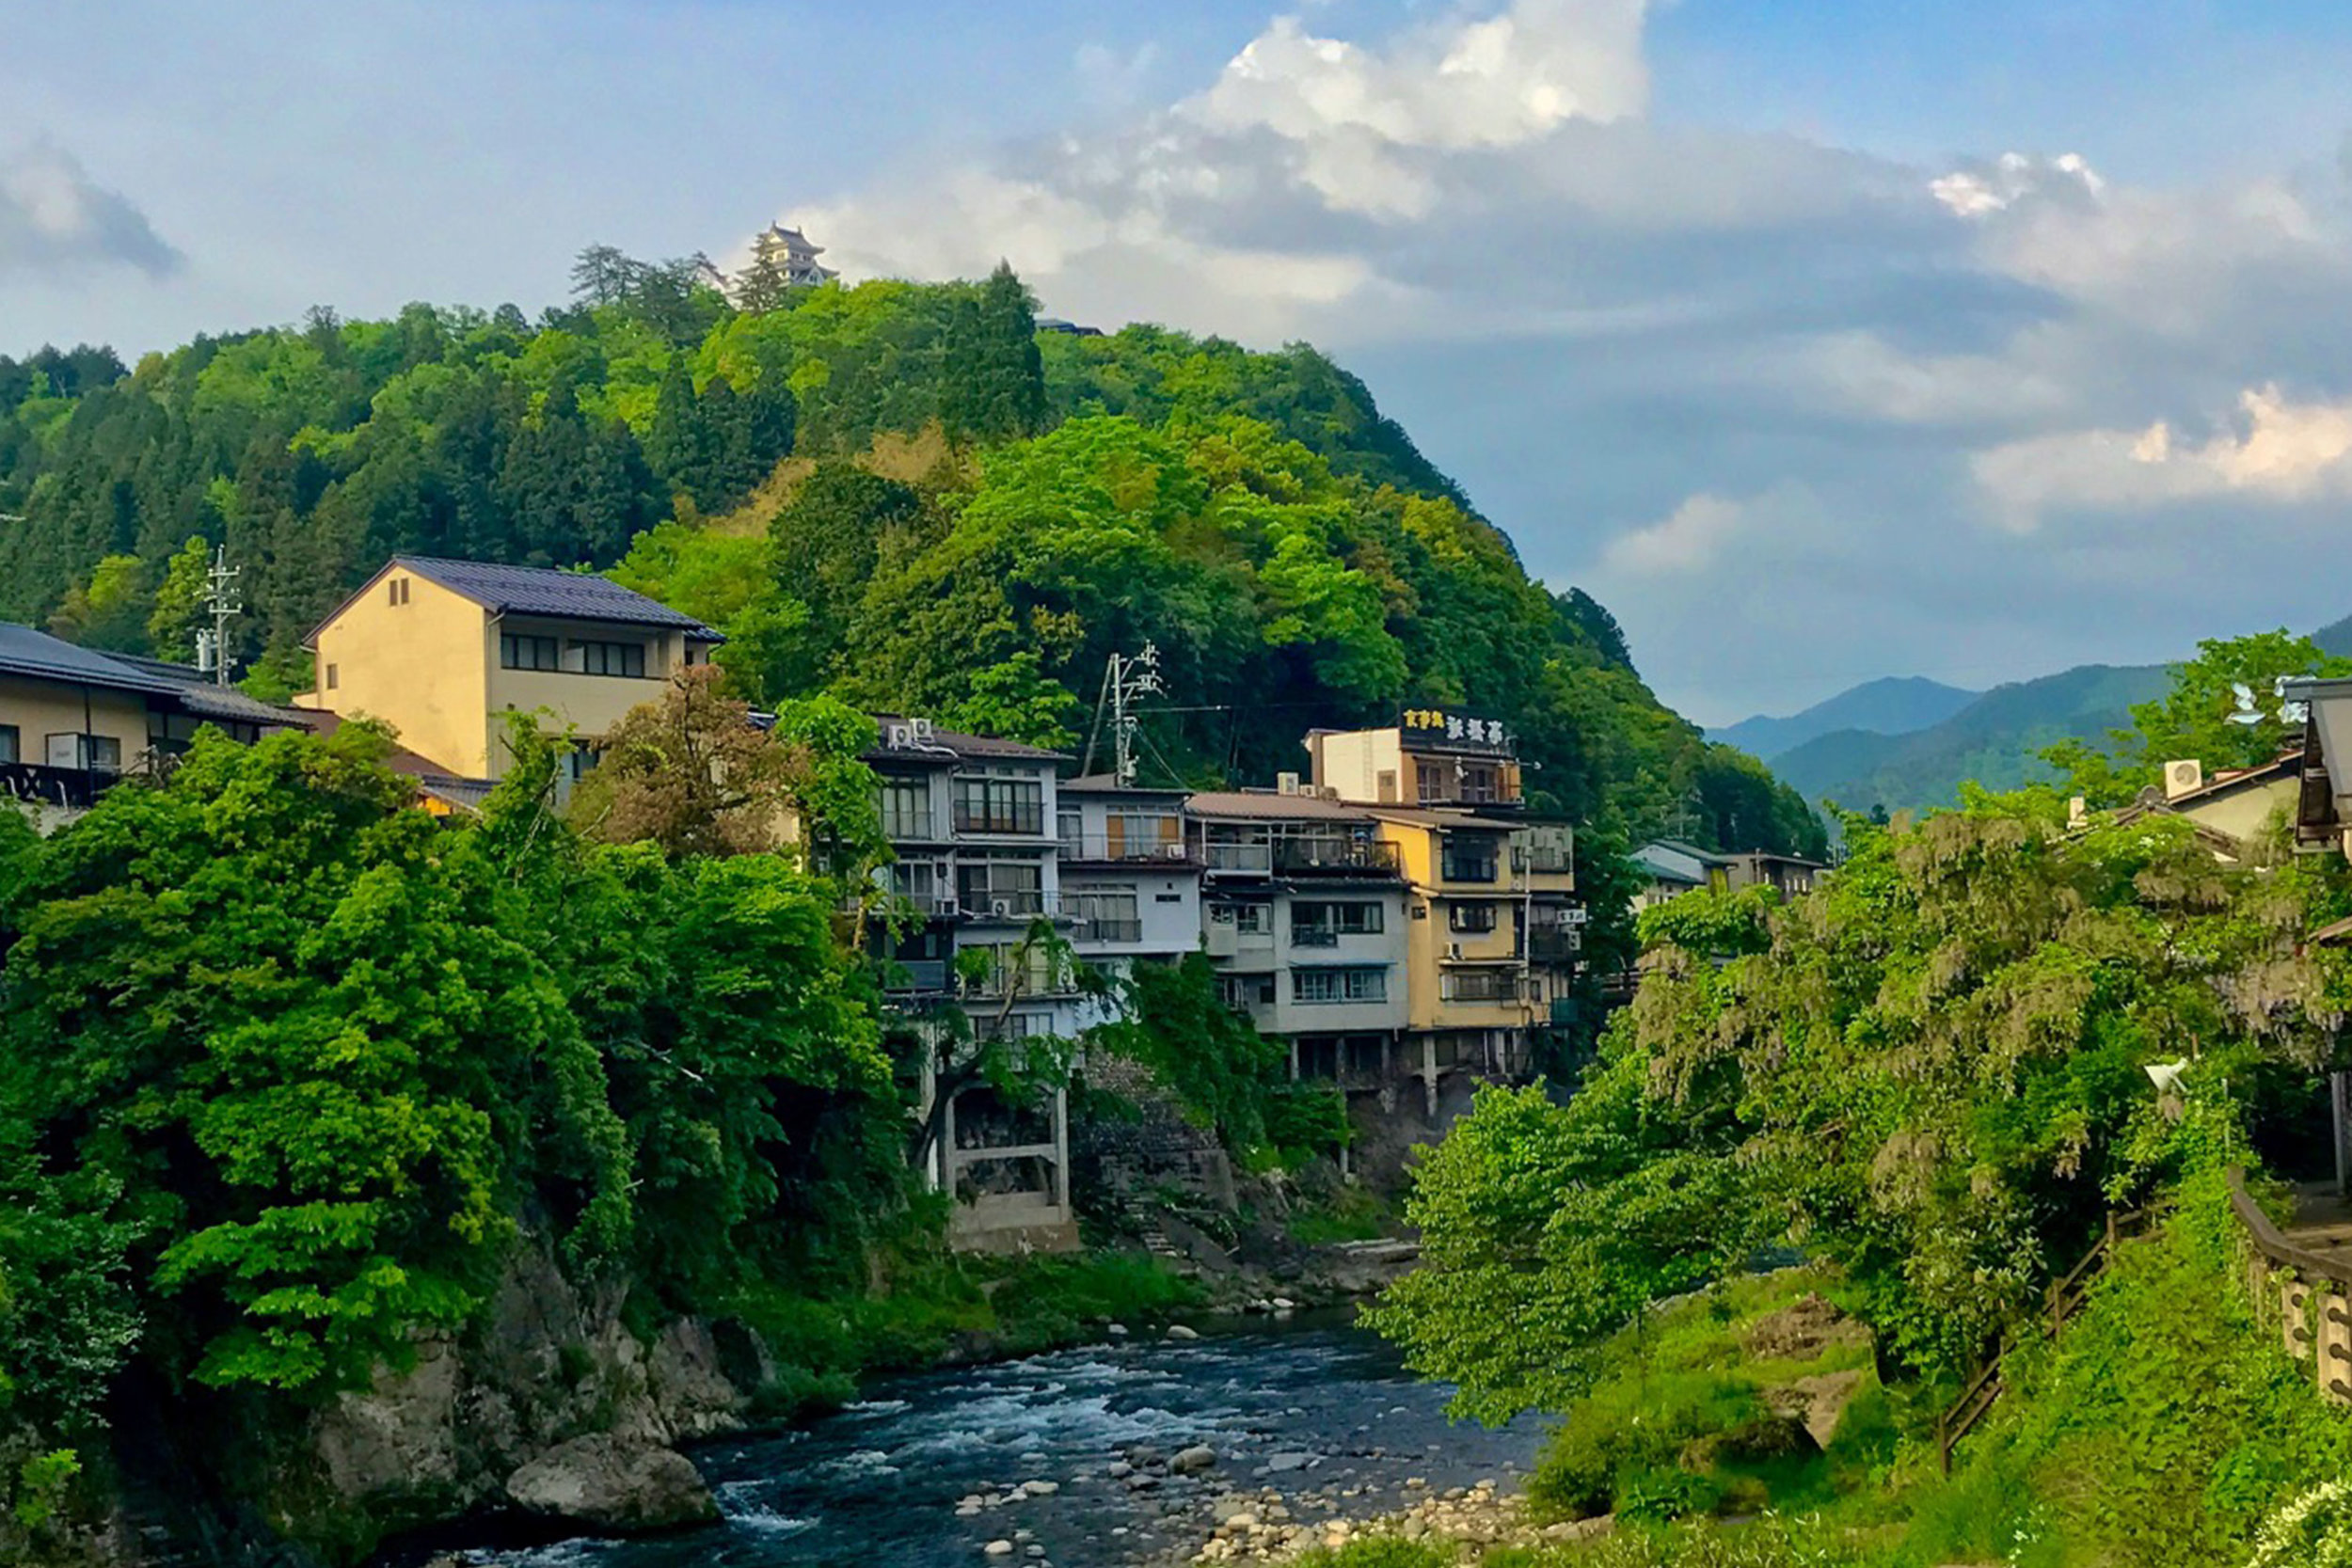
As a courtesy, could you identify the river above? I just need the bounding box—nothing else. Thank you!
[458,1314,1545,1568]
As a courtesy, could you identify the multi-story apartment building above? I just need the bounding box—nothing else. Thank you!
[1304,713,1580,1099]
[1055,776,1203,1029]
[866,716,1083,1251]
[1186,788,1414,1086]
[295,556,723,779]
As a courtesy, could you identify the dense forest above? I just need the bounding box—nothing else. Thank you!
[0,251,1822,857]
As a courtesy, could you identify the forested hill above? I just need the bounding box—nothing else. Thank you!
[0,252,1822,856]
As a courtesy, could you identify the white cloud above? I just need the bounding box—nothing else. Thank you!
[0,141,180,277]
[1975,385,2352,530]
[783,2,2352,721]
[1601,493,1744,574]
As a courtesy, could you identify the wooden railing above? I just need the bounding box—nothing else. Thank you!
[2225,1166,2352,1405]
[1938,1210,2142,1474]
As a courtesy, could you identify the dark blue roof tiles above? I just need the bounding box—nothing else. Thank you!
[390,556,723,639]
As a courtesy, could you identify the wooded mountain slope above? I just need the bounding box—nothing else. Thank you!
[0,256,1820,855]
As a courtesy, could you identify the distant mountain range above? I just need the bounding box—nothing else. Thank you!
[1714,613,2352,815]
[1712,676,1980,760]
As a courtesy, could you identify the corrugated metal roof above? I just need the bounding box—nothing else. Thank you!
[390,556,723,638]
[1059,772,1188,796]
[1184,790,1374,822]
[0,622,183,697]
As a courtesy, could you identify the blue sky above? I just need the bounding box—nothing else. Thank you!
[9,1,2352,725]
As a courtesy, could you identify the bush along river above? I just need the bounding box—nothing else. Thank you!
[430,1312,1544,1568]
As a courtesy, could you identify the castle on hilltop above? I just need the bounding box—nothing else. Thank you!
[749,222,837,288]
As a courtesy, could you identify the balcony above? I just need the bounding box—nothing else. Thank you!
[1442,972,1523,1005]
[0,760,118,812]
[882,958,951,994]
[1057,832,1199,865]
[1074,917,1144,943]
[1291,928,1340,948]
[1528,928,1581,964]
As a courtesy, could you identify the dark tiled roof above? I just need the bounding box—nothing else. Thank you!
[308,557,722,642]
[866,716,1070,765]
[112,655,314,727]
[0,622,183,697]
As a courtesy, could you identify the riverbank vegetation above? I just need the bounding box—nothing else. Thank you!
[1364,634,2352,1566]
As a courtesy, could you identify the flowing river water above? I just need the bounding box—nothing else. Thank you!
[460,1313,1546,1568]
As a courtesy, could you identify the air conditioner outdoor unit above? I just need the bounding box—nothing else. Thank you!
[2163,758,2204,800]
[1277,771,1302,795]
[937,897,960,918]
[886,723,914,749]
[910,717,935,740]
[1446,942,1464,960]
[1164,844,1188,860]
[990,897,1013,917]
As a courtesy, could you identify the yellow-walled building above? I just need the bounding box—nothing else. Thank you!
[295,556,723,779]
[1302,712,1581,1101]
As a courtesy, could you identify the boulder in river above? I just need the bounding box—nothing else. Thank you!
[1171,1445,1218,1474]
[504,1434,718,1533]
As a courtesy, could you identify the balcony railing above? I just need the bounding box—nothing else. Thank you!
[882,958,951,993]
[1057,833,1199,864]
[0,760,117,811]
[1291,928,1340,948]
[1074,917,1144,943]
[1442,972,1524,1004]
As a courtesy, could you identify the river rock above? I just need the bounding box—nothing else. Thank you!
[1167,1324,1201,1341]
[504,1434,717,1532]
[1172,1445,1218,1475]
[1263,1451,1314,1474]
[984,1540,1013,1557]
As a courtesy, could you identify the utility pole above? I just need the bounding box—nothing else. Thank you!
[1107,643,1164,786]
[198,545,242,687]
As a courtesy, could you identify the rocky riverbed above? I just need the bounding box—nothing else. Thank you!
[437,1312,1547,1568]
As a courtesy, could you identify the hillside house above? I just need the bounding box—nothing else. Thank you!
[294,556,723,781]
[0,621,308,826]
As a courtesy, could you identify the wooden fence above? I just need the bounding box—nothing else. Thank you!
[1937,1210,2142,1475]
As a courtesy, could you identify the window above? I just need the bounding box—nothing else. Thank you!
[1069,889,1141,942]
[1292,901,1384,944]
[563,743,600,784]
[1444,971,1520,1004]
[1209,902,1269,932]
[0,724,15,764]
[1441,835,1502,884]
[957,857,1044,915]
[953,774,1043,835]
[1293,967,1387,1005]
[1107,810,1182,859]
[1057,806,1082,853]
[890,861,948,909]
[1218,974,1277,1009]
[882,777,933,839]
[388,577,410,606]
[325,663,339,691]
[574,640,646,678]
[45,734,121,772]
[501,632,560,672]
[1448,901,1499,934]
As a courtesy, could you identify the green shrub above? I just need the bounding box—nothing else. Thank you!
[1290,1539,1454,1568]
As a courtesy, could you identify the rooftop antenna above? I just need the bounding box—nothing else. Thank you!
[1108,644,1164,786]
[200,544,242,687]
